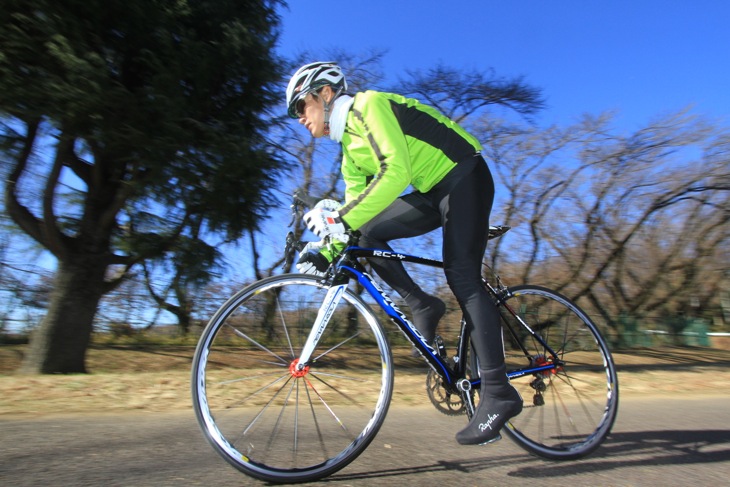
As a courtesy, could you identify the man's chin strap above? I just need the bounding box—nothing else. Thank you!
[321,86,344,136]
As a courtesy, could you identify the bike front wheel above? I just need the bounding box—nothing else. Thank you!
[498,285,619,460]
[191,274,394,484]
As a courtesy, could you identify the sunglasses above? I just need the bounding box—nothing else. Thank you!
[295,90,322,117]
[295,97,307,118]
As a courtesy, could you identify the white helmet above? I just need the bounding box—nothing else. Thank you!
[286,62,347,119]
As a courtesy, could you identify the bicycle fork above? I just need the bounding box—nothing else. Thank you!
[295,283,348,370]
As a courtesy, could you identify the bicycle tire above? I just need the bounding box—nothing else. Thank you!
[191,274,394,483]
[466,284,618,459]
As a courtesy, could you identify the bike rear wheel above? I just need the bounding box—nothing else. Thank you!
[191,274,393,483]
[497,285,619,459]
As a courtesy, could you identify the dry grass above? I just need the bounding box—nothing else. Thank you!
[1,344,729,418]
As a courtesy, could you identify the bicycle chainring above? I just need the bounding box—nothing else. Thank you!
[426,369,466,416]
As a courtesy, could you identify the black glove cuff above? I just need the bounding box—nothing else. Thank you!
[301,252,330,272]
[312,253,330,272]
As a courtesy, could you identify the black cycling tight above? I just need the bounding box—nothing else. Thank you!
[357,154,505,369]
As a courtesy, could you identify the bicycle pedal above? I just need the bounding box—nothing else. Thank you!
[478,433,502,446]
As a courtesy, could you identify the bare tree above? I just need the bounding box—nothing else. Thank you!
[479,109,730,335]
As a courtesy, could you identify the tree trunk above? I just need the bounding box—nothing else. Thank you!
[19,257,107,374]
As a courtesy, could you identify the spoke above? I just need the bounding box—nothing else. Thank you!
[559,350,599,367]
[215,370,286,386]
[304,377,352,438]
[552,371,600,387]
[309,372,369,408]
[558,329,589,357]
[547,377,583,441]
[546,385,564,441]
[224,373,290,412]
[276,293,296,358]
[312,371,370,382]
[224,323,290,366]
[293,380,300,458]
[228,375,293,447]
[537,398,545,443]
[265,379,297,454]
[304,381,330,462]
[256,358,293,367]
[312,331,364,362]
[552,371,607,426]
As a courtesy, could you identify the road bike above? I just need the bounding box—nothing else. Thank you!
[191,194,619,484]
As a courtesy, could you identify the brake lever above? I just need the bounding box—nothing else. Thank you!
[289,189,320,227]
[284,231,295,269]
[283,230,309,271]
[288,198,301,227]
[284,190,328,270]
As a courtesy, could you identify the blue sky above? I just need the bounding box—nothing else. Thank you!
[5,1,728,328]
[276,0,730,130]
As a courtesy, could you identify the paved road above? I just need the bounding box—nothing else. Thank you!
[1,396,729,486]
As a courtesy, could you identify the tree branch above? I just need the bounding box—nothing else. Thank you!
[42,132,73,259]
[4,118,47,247]
[61,141,92,185]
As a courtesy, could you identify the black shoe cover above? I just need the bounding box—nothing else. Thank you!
[456,366,523,445]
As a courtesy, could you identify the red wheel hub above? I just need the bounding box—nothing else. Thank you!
[533,355,562,376]
[289,358,310,378]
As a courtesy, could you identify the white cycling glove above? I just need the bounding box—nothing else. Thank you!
[297,199,349,276]
[314,199,342,212]
[303,207,347,241]
[303,199,349,243]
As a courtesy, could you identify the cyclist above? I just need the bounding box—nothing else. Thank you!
[286,61,522,445]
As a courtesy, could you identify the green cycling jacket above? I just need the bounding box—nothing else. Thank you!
[338,90,483,230]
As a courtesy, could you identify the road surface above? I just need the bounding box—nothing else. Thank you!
[2,395,729,486]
